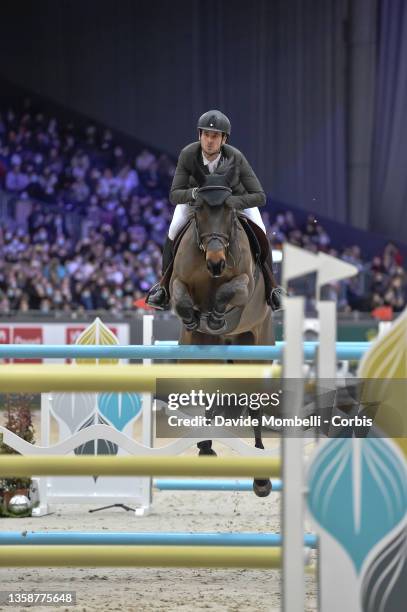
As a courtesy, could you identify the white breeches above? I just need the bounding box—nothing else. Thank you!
[168,204,266,240]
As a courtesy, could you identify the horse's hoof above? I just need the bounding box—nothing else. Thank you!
[270,286,286,312]
[183,313,199,330]
[253,479,272,497]
[207,314,226,331]
[198,448,217,457]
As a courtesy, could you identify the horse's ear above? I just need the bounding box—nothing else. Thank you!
[191,159,206,187]
[216,156,236,186]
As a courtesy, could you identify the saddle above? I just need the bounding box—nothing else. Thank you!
[236,215,268,265]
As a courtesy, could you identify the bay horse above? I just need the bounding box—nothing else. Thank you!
[169,158,274,497]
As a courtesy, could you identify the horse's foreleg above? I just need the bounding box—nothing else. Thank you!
[172,278,200,331]
[249,407,264,449]
[208,274,250,331]
[248,407,272,497]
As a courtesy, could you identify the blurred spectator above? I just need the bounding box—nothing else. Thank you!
[5,164,28,192]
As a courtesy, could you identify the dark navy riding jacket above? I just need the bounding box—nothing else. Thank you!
[169,142,266,210]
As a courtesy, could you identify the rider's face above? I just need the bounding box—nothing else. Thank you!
[200,130,226,160]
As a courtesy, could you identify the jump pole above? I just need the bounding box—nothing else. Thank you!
[0,532,317,548]
[0,364,278,393]
[154,478,283,491]
[0,545,283,569]
[0,342,370,360]
[0,455,281,478]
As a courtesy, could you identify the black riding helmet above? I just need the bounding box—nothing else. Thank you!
[197,110,231,139]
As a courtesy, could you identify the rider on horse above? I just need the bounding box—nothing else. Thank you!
[146,110,282,310]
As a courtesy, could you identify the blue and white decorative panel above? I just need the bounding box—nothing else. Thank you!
[45,318,146,507]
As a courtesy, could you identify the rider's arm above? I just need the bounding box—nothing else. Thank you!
[169,149,196,205]
[226,154,266,210]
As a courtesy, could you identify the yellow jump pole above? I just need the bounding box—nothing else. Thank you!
[0,455,281,479]
[0,545,282,568]
[0,363,278,393]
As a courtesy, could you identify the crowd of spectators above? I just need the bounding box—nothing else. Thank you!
[0,100,405,315]
[266,212,406,313]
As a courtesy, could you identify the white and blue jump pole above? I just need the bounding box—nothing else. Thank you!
[0,341,370,361]
[0,531,317,548]
[154,478,282,491]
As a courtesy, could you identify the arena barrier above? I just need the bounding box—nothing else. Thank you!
[0,341,370,360]
[0,531,317,548]
[154,478,283,491]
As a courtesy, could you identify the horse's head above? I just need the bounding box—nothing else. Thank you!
[192,157,238,278]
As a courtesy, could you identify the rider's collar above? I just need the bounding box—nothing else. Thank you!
[202,151,222,174]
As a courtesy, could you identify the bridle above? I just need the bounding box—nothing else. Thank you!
[190,165,239,262]
[193,207,238,260]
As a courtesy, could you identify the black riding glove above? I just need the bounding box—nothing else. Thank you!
[225,195,246,210]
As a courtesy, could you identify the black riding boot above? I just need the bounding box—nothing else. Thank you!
[145,237,174,310]
[262,243,285,311]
